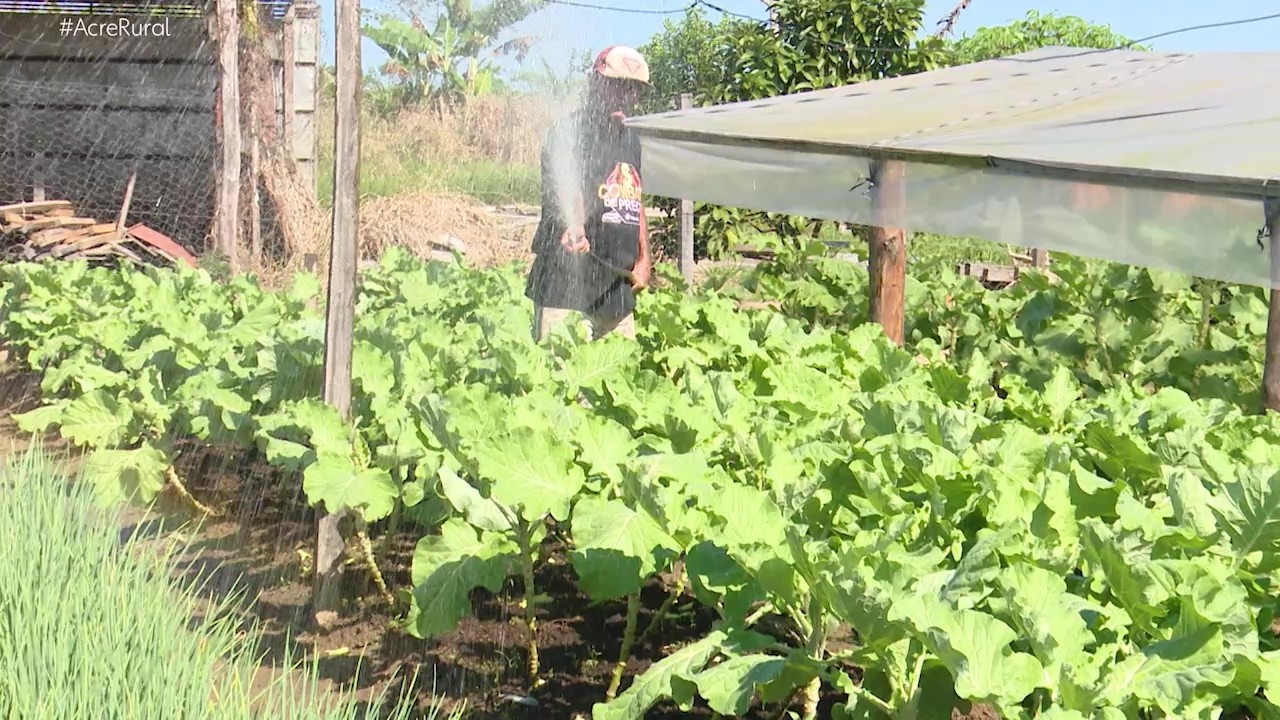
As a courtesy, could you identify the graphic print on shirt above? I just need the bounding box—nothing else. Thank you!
[597,162,642,226]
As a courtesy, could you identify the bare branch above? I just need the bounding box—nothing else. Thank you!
[933,0,973,39]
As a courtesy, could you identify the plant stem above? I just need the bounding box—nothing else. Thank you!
[165,466,218,516]
[846,682,895,717]
[801,596,828,720]
[519,531,541,687]
[606,591,641,702]
[1197,282,1215,349]
[745,603,775,627]
[636,565,685,646]
[355,525,395,607]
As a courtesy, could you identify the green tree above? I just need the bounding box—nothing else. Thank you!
[948,10,1144,65]
[362,0,545,108]
[636,6,741,115]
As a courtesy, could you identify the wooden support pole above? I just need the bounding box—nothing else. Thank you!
[867,159,907,346]
[215,0,242,272]
[312,0,362,620]
[1031,247,1049,268]
[1263,198,1280,413]
[250,135,262,265]
[678,93,694,286]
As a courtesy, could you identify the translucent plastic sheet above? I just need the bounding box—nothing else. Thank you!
[627,46,1280,288]
[639,137,1275,288]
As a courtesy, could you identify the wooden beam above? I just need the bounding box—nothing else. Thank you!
[867,160,907,345]
[1031,247,1049,268]
[214,0,241,271]
[678,92,694,287]
[313,0,362,620]
[1263,198,1280,413]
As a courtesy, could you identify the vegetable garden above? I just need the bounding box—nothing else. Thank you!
[3,244,1280,719]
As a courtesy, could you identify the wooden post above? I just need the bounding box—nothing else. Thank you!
[867,159,907,345]
[678,93,694,286]
[215,0,241,272]
[1263,198,1280,413]
[1031,247,1049,268]
[312,0,361,619]
[250,135,262,265]
[281,6,295,143]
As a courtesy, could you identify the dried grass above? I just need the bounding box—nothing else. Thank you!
[364,95,554,169]
[250,94,554,289]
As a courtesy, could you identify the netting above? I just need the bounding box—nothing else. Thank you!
[0,3,318,267]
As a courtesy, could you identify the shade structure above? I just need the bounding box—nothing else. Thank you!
[625,47,1280,289]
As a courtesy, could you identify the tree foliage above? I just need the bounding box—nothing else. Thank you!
[636,6,741,115]
[362,0,544,109]
[949,10,1143,65]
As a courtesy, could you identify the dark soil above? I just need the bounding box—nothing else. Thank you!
[1,361,999,719]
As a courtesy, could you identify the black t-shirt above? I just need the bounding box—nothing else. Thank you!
[525,110,643,318]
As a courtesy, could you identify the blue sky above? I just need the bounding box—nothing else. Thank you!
[315,0,1280,77]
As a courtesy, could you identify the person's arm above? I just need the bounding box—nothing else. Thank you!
[631,204,652,289]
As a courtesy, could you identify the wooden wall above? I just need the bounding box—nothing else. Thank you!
[0,2,317,254]
[0,10,218,247]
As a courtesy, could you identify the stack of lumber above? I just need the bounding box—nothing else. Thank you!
[0,200,196,268]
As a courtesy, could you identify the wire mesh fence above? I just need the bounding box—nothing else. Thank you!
[0,2,319,268]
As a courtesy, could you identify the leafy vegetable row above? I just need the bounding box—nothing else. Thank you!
[2,249,1278,719]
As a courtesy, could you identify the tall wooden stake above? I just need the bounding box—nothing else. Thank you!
[313,0,362,619]
[1263,198,1280,413]
[250,135,262,265]
[678,93,695,286]
[867,159,907,345]
[214,0,241,271]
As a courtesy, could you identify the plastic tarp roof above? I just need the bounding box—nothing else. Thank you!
[625,47,1280,288]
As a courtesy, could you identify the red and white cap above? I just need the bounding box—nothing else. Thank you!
[592,46,650,85]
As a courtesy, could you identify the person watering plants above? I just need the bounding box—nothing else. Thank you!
[525,46,653,341]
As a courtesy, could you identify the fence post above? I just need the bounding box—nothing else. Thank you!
[678,92,694,286]
[313,0,361,621]
[214,0,241,271]
[1263,198,1280,413]
[867,159,907,345]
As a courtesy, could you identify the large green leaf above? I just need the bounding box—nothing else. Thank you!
[407,518,518,639]
[474,425,584,521]
[569,496,679,600]
[302,453,398,521]
[592,631,726,720]
[81,442,170,506]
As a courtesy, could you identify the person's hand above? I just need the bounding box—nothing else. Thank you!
[630,257,651,290]
[561,226,589,254]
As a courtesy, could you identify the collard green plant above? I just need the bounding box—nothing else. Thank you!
[4,245,1280,718]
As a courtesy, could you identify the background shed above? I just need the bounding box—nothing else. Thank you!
[0,0,320,254]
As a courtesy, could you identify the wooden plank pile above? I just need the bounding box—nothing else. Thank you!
[0,200,197,268]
